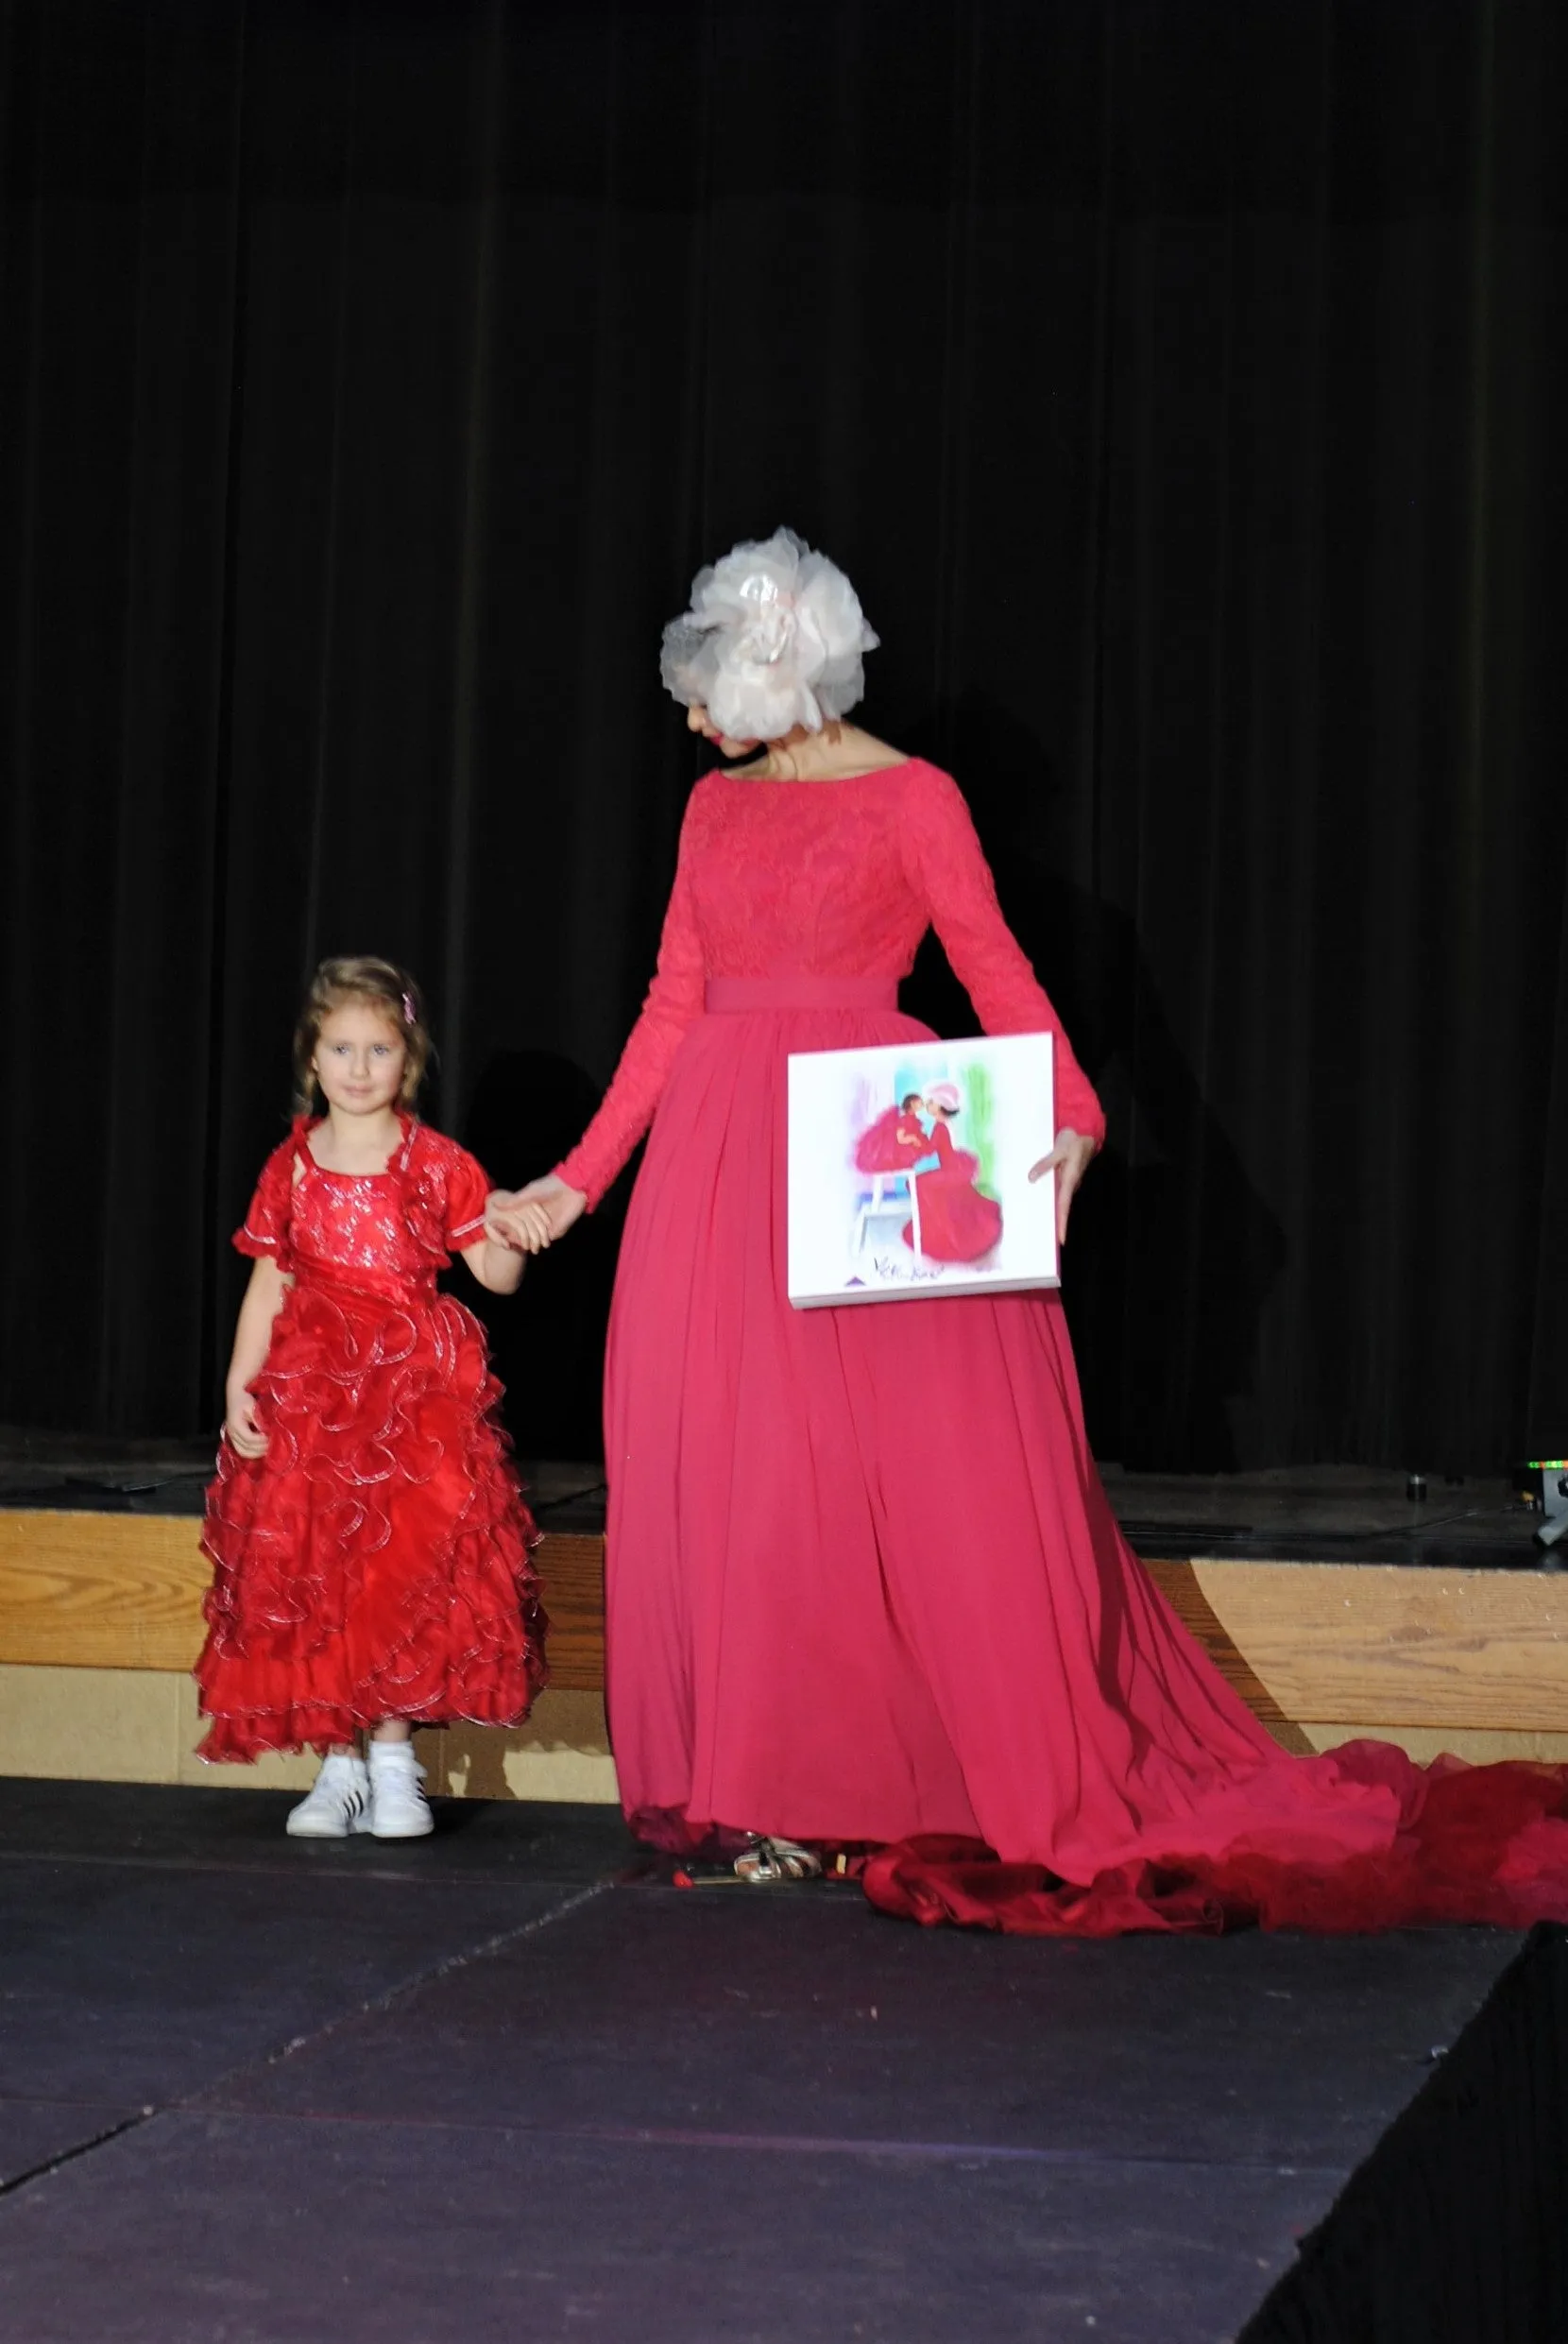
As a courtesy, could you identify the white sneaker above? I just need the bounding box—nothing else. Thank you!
[366,1741,434,1839]
[285,1749,372,1838]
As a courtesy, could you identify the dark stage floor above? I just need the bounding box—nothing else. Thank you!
[0,1780,1524,2342]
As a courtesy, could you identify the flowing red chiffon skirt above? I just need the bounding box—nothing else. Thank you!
[604,982,1568,1933]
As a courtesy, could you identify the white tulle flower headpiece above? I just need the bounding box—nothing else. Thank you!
[659,528,878,741]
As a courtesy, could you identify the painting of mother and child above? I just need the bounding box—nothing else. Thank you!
[786,1033,1059,1308]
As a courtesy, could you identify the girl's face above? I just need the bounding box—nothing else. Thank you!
[312,1001,407,1119]
[687,703,759,760]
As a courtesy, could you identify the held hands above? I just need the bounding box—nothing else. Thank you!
[224,1387,268,1461]
[1027,1128,1098,1245]
[485,1175,588,1256]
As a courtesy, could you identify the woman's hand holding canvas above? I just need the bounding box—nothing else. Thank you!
[1029,1127,1099,1243]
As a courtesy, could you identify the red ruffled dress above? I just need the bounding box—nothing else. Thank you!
[853,1106,929,1174]
[196,1118,547,1761]
[557,760,1568,1933]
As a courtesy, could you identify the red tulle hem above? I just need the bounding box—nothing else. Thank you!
[196,1272,546,1763]
[196,1682,544,1764]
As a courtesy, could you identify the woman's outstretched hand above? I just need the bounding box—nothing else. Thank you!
[1027,1129,1098,1245]
[486,1175,588,1255]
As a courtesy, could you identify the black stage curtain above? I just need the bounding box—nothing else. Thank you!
[2,0,1564,1471]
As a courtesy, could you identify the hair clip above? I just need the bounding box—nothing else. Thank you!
[401,991,416,1024]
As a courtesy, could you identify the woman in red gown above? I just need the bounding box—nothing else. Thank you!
[902,1085,1003,1264]
[491,531,1568,1931]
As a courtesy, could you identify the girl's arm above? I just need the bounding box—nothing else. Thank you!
[224,1257,290,1457]
[460,1233,526,1296]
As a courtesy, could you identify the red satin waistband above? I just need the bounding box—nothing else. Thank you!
[704,975,900,1014]
[292,1260,435,1309]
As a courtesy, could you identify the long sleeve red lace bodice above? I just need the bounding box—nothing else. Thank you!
[556,759,1104,1207]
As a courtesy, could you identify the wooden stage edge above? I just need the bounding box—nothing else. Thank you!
[0,1510,606,1687]
[3,1510,1568,1783]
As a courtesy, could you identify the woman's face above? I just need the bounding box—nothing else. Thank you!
[687,704,759,760]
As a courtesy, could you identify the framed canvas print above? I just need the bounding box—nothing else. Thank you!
[787,1032,1058,1308]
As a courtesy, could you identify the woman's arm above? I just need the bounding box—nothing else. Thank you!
[553,830,707,1209]
[900,765,1103,1242]
[224,1257,290,1457]
[490,796,709,1252]
[899,766,1106,1149]
[488,847,708,1248]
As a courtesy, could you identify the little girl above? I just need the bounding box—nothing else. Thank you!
[196,956,549,1839]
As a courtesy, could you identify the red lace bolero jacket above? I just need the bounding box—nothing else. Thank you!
[236,1119,492,1286]
[557,759,1105,1208]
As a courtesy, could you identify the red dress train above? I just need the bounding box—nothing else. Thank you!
[556,761,1568,1933]
[197,1118,547,1760]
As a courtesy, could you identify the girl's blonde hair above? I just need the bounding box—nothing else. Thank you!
[292,956,432,1115]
